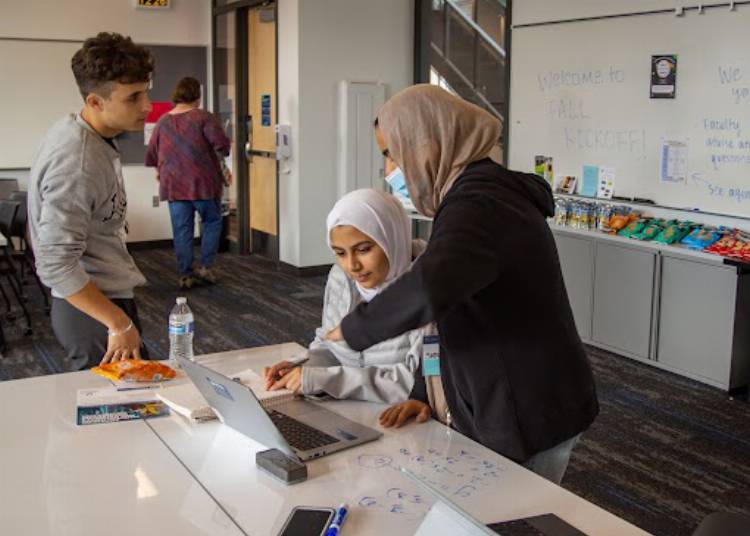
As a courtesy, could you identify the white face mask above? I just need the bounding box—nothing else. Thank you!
[385,167,409,199]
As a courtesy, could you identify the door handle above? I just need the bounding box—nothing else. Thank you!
[245,145,275,160]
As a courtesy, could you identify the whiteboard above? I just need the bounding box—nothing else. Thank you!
[0,39,84,169]
[509,6,750,218]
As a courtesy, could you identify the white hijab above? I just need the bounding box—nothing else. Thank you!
[326,189,412,302]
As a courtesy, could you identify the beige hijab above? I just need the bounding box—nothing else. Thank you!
[377,84,502,217]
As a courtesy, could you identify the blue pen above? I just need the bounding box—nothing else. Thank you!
[325,503,349,536]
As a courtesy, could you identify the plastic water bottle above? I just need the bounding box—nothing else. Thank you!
[169,297,194,366]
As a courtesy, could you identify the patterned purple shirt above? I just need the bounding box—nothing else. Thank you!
[145,109,230,201]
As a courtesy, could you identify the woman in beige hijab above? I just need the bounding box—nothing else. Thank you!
[328,84,599,485]
[376,84,501,217]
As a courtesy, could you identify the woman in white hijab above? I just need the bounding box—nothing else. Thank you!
[263,188,424,404]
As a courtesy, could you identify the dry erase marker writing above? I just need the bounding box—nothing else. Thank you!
[325,503,349,536]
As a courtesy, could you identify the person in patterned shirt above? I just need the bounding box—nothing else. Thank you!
[146,76,231,289]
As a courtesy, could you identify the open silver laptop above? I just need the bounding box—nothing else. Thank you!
[178,356,382,461]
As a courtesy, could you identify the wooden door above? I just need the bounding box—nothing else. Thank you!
[247,6,277,251]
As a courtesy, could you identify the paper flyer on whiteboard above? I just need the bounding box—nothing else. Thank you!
[660,139,688,184]
[597,167,615,199]
[651,55,677,99]
[581,165,599,197]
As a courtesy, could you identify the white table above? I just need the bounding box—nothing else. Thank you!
[147,344,650,536]
[0,343,651,535]
[0,363,244,536]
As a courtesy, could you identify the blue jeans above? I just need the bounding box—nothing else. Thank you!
[168,199,222,275]
[522,433,581,485]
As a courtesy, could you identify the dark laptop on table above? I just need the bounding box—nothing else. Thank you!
[178,356,382,461]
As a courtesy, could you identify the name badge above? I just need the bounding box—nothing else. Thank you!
[422,335,440,377]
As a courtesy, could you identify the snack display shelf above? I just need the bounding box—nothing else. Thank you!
[549,224,750,273]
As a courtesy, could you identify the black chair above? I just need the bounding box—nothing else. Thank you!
[692,512,750,536]
[0,200,32,335]
[8,191,49,312]
[0,178,19,200]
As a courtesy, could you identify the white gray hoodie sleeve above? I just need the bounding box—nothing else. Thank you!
[33,171,95,297]
[299,265,420,404]
[302,328,420,404]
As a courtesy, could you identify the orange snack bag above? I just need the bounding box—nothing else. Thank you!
[607,214,631,233]
[92,359,176,383]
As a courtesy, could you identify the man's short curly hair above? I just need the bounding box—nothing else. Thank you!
[71,32,154,101]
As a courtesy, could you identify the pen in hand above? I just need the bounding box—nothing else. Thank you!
[262,360,297,390]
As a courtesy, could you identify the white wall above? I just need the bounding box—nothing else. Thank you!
[278,0,414,267]
[1,0,211,242]
[0,0,209,45]
[278,0,302,266]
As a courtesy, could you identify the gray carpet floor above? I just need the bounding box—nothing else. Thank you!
[1,247,749,536]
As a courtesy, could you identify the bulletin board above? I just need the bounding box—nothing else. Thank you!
[0,39,207,168]
[118,44,208,164]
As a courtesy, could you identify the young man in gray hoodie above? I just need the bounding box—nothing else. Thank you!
[28,33,153,370]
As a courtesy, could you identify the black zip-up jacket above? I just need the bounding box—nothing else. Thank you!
[342,159,599,462]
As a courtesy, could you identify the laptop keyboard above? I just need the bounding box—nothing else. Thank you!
[267,409,340,451]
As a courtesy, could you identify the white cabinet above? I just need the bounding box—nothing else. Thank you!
[554,233,594,341]
[592,242,657,360]
[551,226,750,392]
[657,255,749,390]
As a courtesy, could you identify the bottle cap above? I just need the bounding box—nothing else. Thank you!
[176,297,187,304]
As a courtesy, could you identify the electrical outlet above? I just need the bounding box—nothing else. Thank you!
[152,196,160,207]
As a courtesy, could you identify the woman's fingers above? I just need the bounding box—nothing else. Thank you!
[289,376,302,393]
[416,404,431,423]
[379,406,396,425]
[264,361,291,388]
[382,409,397,427]
[270,375,290,391]
[265,363,282,380]
[271,367,301,391]
[386,406,406,428]
[394,406,415,428]
[380,402,431,428]
[380,402,432,428]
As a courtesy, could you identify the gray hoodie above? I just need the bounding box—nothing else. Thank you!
[28,114,146,299]
[287,264,422,404]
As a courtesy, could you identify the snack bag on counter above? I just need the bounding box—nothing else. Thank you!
[92,359,177,383]
[588,207,598,229]
[552,197,569,226]
[607,213,635,234]
[631,219,667,241]
[653,222,694,245]
[705,233,738,256]
[723,232,750,260]
[596,204,614,232]
[618,218,649,238]
[680,226,723,250]
[735,239,750,261]
[572,203,592,230]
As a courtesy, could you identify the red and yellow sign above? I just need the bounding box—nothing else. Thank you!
[135,0,170,9]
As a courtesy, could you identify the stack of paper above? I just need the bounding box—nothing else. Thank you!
[76,386,169,425]
[157,368,294,423]
[155,381,216,422]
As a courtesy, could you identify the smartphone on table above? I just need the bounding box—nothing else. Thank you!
[278,506,335,536]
